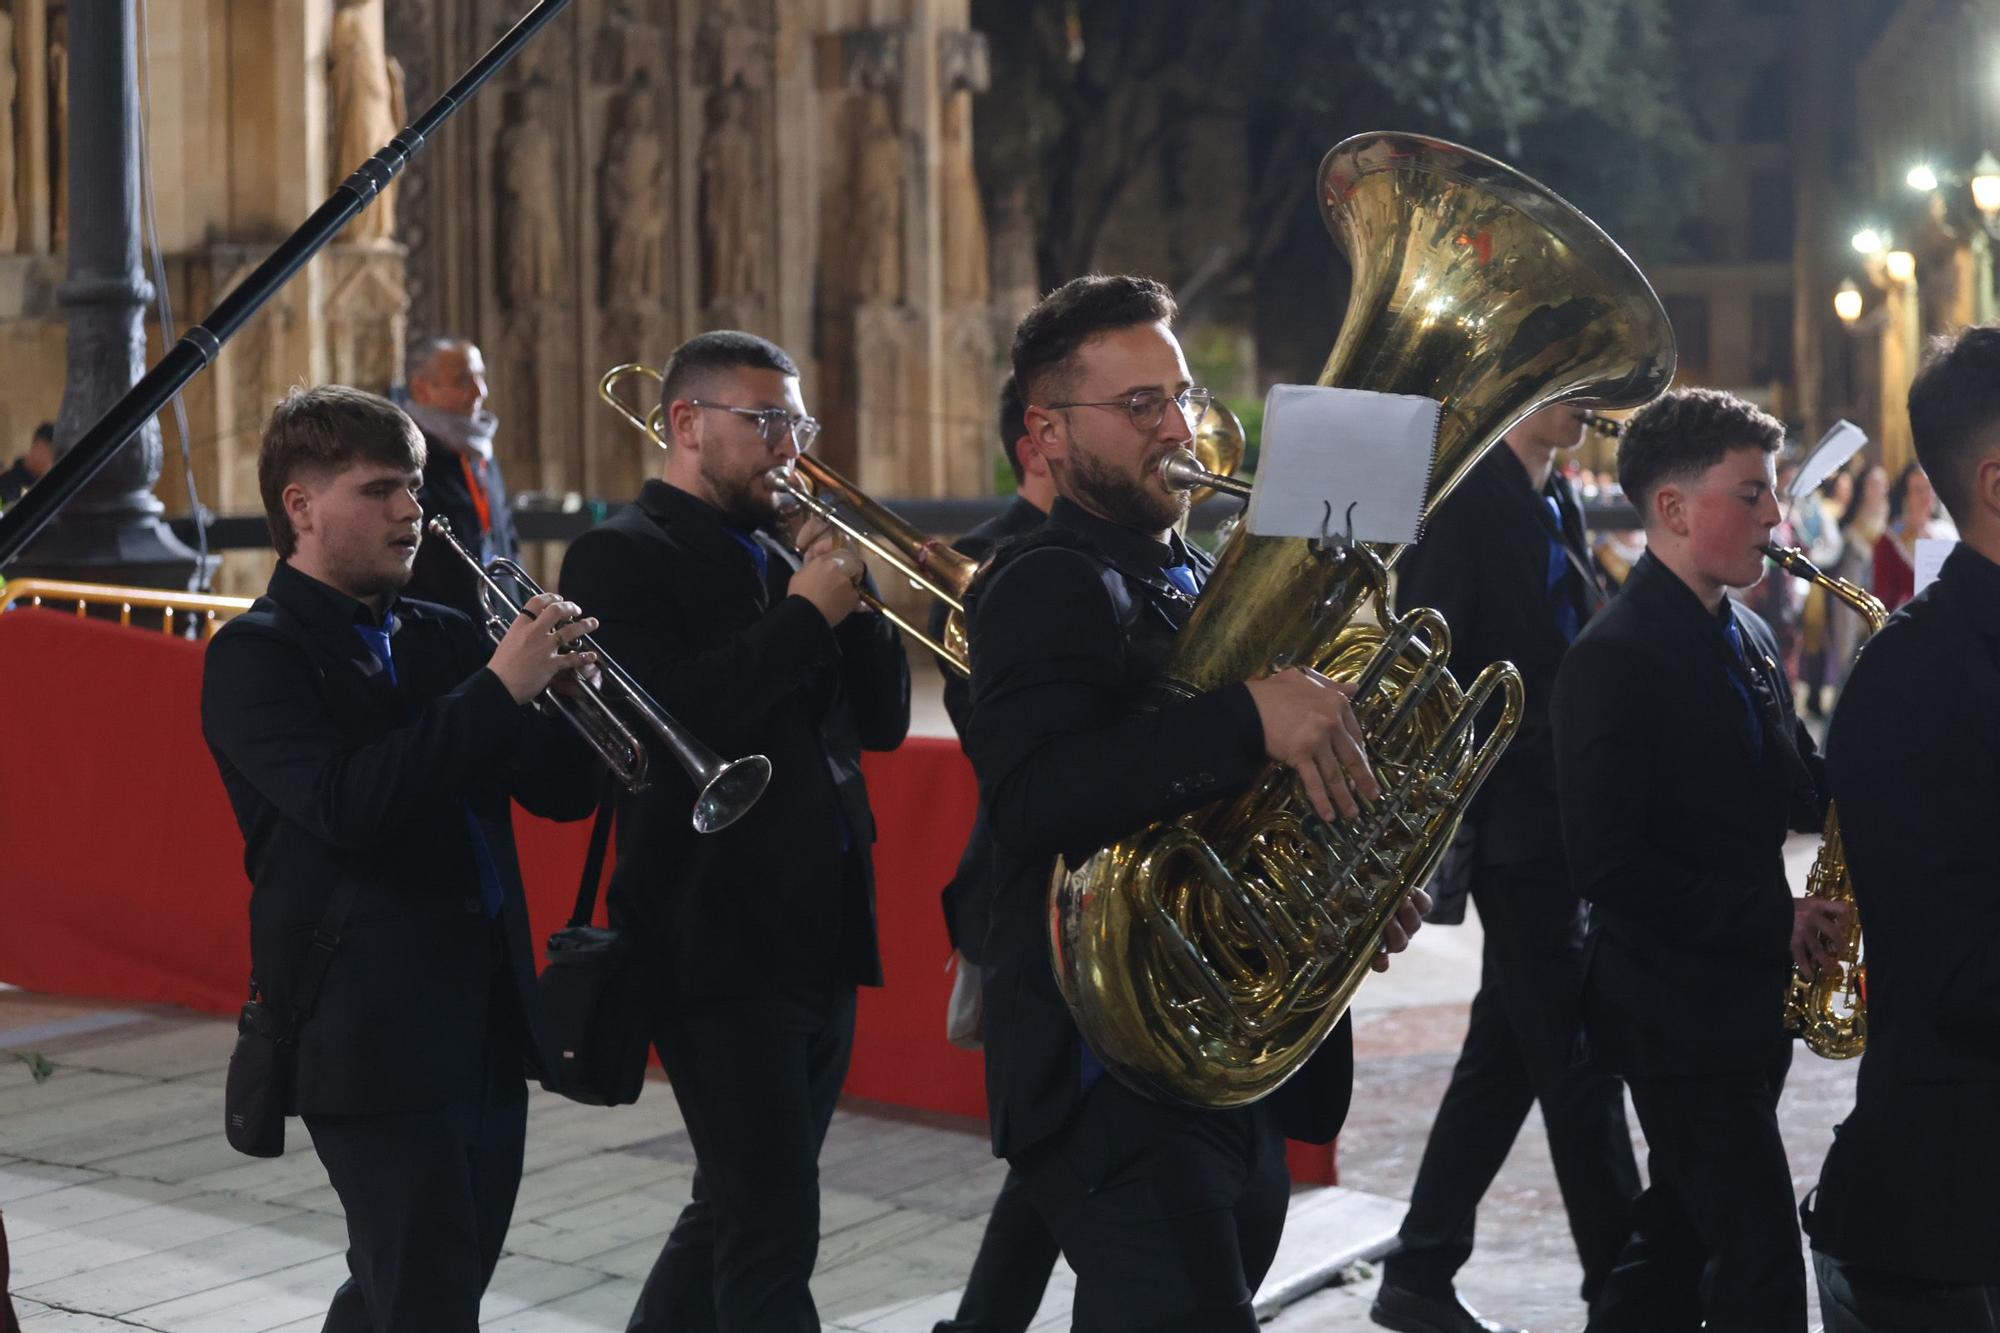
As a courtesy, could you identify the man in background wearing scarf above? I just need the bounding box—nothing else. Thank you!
[399,337,520,618]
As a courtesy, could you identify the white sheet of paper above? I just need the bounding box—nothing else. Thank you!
[1914,537,1956,596]
[1790,420,1868,501]
[1245,385,1441,544]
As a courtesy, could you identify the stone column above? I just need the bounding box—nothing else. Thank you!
[13,0,202,588]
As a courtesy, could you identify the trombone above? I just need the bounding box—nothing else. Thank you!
[600,362,979,676]
[425,516,771,834]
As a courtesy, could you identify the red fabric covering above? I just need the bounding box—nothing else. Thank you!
[0,609,1333,1182]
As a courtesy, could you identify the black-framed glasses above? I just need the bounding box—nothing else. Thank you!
[689,399,822,452]
[1044,385,1212,433]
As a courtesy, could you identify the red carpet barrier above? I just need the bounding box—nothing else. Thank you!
[0,609,1333,1182]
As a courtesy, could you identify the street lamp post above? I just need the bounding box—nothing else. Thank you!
[10,0,204,589]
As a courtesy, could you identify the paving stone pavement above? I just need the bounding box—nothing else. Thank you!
[2,835,1853,1331]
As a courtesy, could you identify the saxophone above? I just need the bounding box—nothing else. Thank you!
[1762,542,1888,1059]
[1050,133,1678,1109]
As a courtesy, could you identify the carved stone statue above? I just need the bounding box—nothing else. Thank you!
[330,0,403,243]
[938,92,988,305]
[50,11,67,251]
[850,90,904,303]
[495,81,565,308]
[700,84,762,305]
[601,80,667,302]
[698,0,769,92]
[0,12,17,253]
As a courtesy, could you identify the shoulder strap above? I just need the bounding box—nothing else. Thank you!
[568,774,620,929]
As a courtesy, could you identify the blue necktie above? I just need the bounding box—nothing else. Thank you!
[354,617,506,917]
[1163,563,1200,597]
[1544,496,1581,644]
[1721,614,1765,761]
[721,525,770,586]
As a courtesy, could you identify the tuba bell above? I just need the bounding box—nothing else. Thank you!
[1763,542,1886,1059]
[1051,132,1678,1109]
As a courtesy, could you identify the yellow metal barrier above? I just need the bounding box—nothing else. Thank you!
[0,578,252,638]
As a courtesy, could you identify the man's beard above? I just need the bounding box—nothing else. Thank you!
[703,453,777,529]
[1067,444,1187,533]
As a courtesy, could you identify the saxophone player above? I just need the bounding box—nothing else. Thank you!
[963,273,1417,1331]
[1550,388,1843,1331]
[1804,327,2000,1329]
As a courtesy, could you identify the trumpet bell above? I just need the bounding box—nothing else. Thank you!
[695,755,774,834]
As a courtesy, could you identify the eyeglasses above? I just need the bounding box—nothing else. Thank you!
[1043,385,1212,433]
[689,400,822,452]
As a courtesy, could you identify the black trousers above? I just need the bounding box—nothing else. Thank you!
[933,1166,1061,1333]
[1384,862,1639,1303]
[1814,1251,2000,1332]
[627,985,857,1333]
[1587,1043,1804,1333]
[304,951,528,1333]
[1012,1073,1289,1333]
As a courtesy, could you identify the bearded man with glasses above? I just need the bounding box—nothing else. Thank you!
[560,329,911,1332]
[960,274,1419,1331]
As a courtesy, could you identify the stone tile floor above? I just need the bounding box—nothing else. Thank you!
[1,834,1853,1331]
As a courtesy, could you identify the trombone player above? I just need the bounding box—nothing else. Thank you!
[964,274,1412,1330]
[560,330,911,1331]
[201,386,602,1329]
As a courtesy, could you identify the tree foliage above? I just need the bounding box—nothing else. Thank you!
[972,0,1702,378]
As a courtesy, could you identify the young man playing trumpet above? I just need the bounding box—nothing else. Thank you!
[1804,327,2000,1329]
[202,386,601,1330]
[560,330,910,1332]
[1552,388,1844,1332]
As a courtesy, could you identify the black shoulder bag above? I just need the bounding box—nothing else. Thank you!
[224,884,355,1157]
[537,781,653,1106]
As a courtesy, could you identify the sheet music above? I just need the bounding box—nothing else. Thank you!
[1244,385,1440,544]
[1914,537,1956,596]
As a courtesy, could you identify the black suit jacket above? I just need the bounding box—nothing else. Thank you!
[1552,551,1826,1077]
[964,498,1354,1158]
[931,494,1047,958]
[403,433,520,620]
[1805,542,2000,1284]
[201,561,598,1115]
[558,479,911,1001]
[1397,447,1601,868]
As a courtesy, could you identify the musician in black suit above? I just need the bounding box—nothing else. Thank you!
[398,338,520,618]
[965,274,1420,1332]
[1804,327,2000,1330]
[932,373,1059,1333]
[1374,405,1639,1333]
[1552,388,1845,1332]
[559,330,911,1332]
[202,386,601,1331]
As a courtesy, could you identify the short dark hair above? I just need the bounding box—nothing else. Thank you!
[1907,325,2000,525]
[996,373,1027,485]
[258,386,426,558]
[1617,387,1785,518]
[658,330,799,411]
[31,422,53,444]
[1012,274,1178,406]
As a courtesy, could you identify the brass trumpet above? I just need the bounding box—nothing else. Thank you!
[599,361,979,676]
[425,517,772,833]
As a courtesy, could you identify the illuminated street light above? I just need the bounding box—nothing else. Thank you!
[1885,249,1918,284]
[1833,280,1863,323]
[1851,227,1886,255]
[1907,164,1941,192]
[1973,152,2000,215]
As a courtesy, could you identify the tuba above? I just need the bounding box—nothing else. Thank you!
[1763,542,1887,1059]
[1052,132,1677,1109]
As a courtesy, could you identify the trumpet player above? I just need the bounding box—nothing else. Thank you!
[201,386,601,1330]
[559,330,910,1332]
[1804,327,2000,1330]
[964,274,1407,1331]
[1551,388,1841,1332]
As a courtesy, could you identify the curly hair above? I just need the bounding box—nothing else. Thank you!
[1617,387,1785,518]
